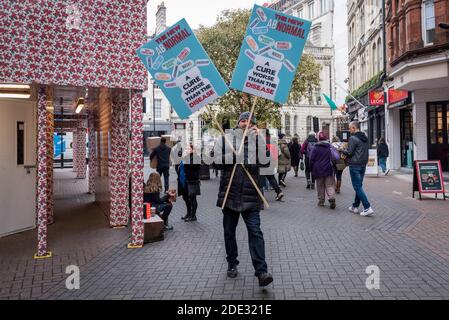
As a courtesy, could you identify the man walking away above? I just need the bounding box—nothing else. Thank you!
[150,137,172,193]
[215,111,273,287]
[342,121,374,217]
[309,132,340,209]
[301,131,318,189]
[289,134,301,177]
[377,137,390,176]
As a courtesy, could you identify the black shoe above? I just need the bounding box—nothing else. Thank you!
[185,216,197,222]
[275,192,284,201]
[163,224,173,231]
[181,214,189,220]
[306,183,311,189]
[311,184,315,190]
[257,272,273,287]
[227,266,238,278]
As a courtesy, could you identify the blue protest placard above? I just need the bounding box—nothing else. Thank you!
[136,19,229,120]
[230,5,312,104]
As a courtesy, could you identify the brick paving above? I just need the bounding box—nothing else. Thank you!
[1,165,449,300]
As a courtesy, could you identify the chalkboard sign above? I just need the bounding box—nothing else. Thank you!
[413,160,446,200]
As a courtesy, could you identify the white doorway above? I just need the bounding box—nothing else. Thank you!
[0,99,37,237]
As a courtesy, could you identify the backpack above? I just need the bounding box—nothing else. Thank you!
[306,141,316,159]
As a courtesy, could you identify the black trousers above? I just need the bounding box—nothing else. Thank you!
[157,168,170,192]
[264,175,281,194]
[183,194,198,217]
[304,158,315,183]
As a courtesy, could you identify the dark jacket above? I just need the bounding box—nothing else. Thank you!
[150,143,172,171]
[175,153,201,197]
[215,130,269,212]
[343,132,369,166]
[377,143,389,158]
[143,191,169,205]
[300,136,318,159]
[288,141,301,166]
[309,141,339,178]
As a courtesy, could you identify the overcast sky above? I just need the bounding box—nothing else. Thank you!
[146,0,348,105]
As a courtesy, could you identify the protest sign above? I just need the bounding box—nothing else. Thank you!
[230,5,311,103]
[137,19,229,119]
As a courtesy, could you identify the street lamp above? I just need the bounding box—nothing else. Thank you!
[439,23,449,30]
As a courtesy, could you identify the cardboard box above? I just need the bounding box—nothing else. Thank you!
[147,137,160,169]
[143,215,164,243]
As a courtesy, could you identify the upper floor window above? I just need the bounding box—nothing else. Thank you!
[320,0,328,14]
[297,6,304,18]
[422,0,435,45]
[308,1,315,20]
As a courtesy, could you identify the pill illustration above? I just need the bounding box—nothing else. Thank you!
[195,59,210,66]
[256,8,267,22]
[252,26,269,35]
[155,72,172,81]
[269,49,284,61]
[180,60,194,72]
[146,56,152,69]
[152,55,164,69]
[276,41,292,50]
[164,82,177,88]
[162,58,176,70]
[249,18,260,29]
[245,35,259,52]
[258,46,272,55]
[140,48,155,56]
[172,64,179,78]
[177,47,191,62]
[258,35,274,46]
[245,49,256,61]
[283,59,295,72]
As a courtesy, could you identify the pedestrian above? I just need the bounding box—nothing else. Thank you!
[150,137,171,192]
[144,172,176,231]
[289,134,301,177]
[176,143,201,222]
[215,111,273,287]
[260,129,284,201]
[277,133,291,187]
[301,131,318,189]
[342,121,374,217]
[377,137,390,176]
[309,132,340,209]
[331,136,347,194]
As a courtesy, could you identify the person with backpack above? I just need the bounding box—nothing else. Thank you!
[301,131,318,189]
[377,137,390,176]
[331,136,347,194]
[309,132,340,209]
[288,134,302,177]
[277,133,291,187]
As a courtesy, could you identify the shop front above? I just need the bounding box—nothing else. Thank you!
[427,101,449,172]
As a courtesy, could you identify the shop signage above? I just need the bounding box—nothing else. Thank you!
[413,160,447,200]
[369,90,385,106]
[388,89,411,108]
[230,4,311,103]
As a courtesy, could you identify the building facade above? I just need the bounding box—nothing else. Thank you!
[385,0,449,172]
[346,0,386,147]
[269,0,337,141]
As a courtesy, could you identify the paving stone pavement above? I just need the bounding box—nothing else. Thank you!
[2,166,449,300]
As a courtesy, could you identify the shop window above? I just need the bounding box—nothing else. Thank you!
[429,104,443,144]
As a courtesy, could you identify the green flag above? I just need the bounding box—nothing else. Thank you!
[323,93,337,110]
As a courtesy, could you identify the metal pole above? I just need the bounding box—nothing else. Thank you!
[152,79,156,137]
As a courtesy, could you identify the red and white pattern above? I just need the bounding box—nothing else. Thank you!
[36,87,50,256]
[0,1,147,90]
[47,110,54,225]
[110,91,130,227]
[75,128,87,179]
[130,90,144,246]
[88,108,97,194]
